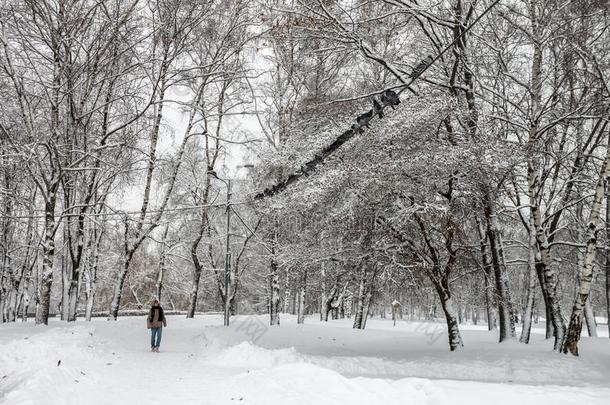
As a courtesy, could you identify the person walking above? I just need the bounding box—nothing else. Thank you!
[147,299,167,352]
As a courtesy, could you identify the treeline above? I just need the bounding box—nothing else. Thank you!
[1,0,610,357]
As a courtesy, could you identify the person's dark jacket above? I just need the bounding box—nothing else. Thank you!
[147,306,167,329]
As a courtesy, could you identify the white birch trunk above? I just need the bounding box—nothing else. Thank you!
[353,265,367,329]
[269,256,280,326]
[283,268,291,314]
[21,289,30,322]
[319,263,326,321]
[584,299,597,337]
[109,248,132,320]
[36,193,58,325]
[563,144,610,354]
[520,218,537,343]
[526,2,566,350]
[156,225,170,301]
[433,278,464,351]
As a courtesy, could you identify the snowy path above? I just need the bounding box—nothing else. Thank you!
[1,315,609,405]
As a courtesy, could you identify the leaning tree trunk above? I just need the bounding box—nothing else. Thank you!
[107,61,178,319]
[526,3,565,350]
[435,278,464,351]
[575,188,598,339]
[109,246,135,320]
[187,253,203,319]
[187,178,212,319]
[108,109,192,319]
[563,146,610,355]
[529,179,565,349]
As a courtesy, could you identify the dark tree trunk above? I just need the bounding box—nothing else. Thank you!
[476,219,496,331]
[606,180,610,340]
[435,279,463,351]
[269,225,280,326]
[485,205,516,342]
[520,224,537,343]
[297,270,307,324]
[36,192,58,325]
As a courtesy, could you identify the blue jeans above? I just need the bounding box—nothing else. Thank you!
[150,327,162,348]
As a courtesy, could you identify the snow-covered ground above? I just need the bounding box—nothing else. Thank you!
[1,315,609,405]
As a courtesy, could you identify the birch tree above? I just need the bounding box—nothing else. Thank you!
[108,0,215,319]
